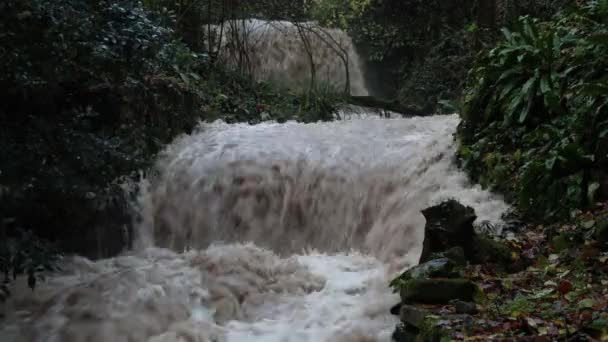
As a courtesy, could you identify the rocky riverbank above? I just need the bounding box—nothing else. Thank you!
[390,200,608,341]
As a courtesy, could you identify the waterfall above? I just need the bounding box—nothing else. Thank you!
[212,19,369,95]
[0,20,508,342]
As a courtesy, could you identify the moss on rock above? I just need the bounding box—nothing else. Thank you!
[400,278,481,304]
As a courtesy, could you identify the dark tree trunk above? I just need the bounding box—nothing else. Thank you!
[476,0,497,29]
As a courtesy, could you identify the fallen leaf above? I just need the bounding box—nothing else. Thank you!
[533,288,555,299]
[582,246,601,260]
[526,316,538,328]
[544,280,558,287]
[583,220,596,229]
[578,298,595,309]
[511,251,520,261]
[590,318,608,331]
[557,280,573,295]
[552,234,570,252]
[580,310,593,322]
[565,291,578,302]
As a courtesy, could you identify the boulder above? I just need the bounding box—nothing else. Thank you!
[392,313,452,342]
[398,258,458,282]
[452,300,479,314]
[392,323,418,342]
[471,235,512,264]
[419,200,513,266]
[419,200,477,263]
[427,246,467,266]
[400,278,481,304]
[399,304,431,328]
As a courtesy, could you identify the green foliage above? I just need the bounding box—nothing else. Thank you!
[458,1,608,220]
[500,293,536,318]
[0,0,341,266]
[310,0,482,111]
[309,0,571,111]
[308,0,371,30]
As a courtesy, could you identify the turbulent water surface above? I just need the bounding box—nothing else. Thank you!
[1,19,508,342]
[0,113,509,342]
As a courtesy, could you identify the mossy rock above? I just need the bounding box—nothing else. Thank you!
[400,278,481,304]
[390,258,460,292]
[419,316,451,342]
[400,304,430,328]
[393,317,450,342]
[403,258,458,281]
[471,235,512,265]
[392,323,418,342]
[420,200,477,263]
[428,246,467,266]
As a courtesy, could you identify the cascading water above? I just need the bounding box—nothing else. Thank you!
[213,19,369,95]
[0,24,508,342]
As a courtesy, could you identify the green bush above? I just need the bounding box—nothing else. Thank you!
[458,1,608,220]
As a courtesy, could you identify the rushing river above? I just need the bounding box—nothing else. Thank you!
[1,19,508,342]
[0,113,508,342]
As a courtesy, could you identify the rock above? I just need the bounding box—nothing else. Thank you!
[393,319,448,342]
[400,278,481,304]
[470,235,512,265]
[452,300,479,314]
[392,323,418,342]
[398,258,458,282]
[390,302,402,315]
[400,305,430,328]
[419,200,513,266]
[419,200,477,263]
[428,246,467,266]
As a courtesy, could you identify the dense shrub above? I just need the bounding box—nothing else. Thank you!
[316,0,478,109]
[458,1,608,220]
[310,0,571,112]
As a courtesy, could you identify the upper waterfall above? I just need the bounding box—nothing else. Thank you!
[210,19,369,96]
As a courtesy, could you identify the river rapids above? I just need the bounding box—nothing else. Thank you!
[0,20,509,342]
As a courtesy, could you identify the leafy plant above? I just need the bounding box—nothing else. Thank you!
[458,1,608,220]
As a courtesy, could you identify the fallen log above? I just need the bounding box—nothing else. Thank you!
[347,96,426,116]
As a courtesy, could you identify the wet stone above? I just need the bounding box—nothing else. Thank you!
[399,304,430,328]
[400,258,458,281]
[452,300,479,315]
[392,323,418,342]
[419,200,477,263]
[429,246,466,266]
[400,278,480,304]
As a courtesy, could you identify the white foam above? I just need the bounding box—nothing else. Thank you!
[1,113,509,341]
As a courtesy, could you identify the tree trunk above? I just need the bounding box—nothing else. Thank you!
[476,0,497,29]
